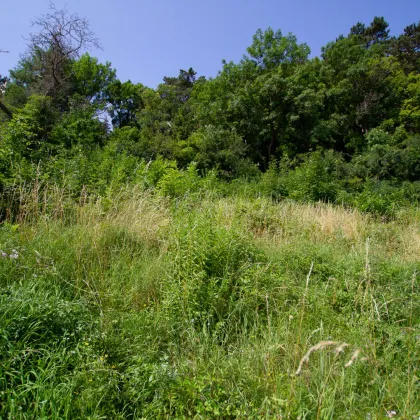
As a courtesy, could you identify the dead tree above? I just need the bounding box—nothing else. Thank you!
[22,2,102,102]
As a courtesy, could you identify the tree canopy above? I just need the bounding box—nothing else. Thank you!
[1,8,420,207]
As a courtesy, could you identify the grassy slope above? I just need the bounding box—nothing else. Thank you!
[0,187,419,419]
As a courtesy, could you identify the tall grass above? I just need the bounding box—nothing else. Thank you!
[0,184,418,418]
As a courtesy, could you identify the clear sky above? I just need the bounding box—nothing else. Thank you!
[1,0,419,88]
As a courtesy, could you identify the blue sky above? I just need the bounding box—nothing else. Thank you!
[1,0,419,88]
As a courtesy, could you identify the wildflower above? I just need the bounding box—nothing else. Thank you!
[9,253,18,259]
[386,411,397,418]
[1,251,7,258]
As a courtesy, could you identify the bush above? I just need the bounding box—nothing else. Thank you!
[279,150,346,202]
[338,180,410,216]
[156,162,219,198]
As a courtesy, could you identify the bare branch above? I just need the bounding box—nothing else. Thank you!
[26,2,102,60]
[20,2,102,101]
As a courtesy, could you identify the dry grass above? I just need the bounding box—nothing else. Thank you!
[1,185,418,418]
[101,189,170,246]
[210,197,420,266]
[394,223,420,261]
[290,202,368,243]
[295,341,343,375]
[6,184,170,246]
[211,197,369,245]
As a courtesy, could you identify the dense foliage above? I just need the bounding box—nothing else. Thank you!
[0,9,419,216]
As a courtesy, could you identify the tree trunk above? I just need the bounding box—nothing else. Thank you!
[266,124,278,169]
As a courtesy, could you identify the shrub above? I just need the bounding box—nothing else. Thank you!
[279,150,346,202]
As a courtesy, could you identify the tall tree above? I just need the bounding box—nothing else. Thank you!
[364,17,390,47]
[11,3,101,109]
[71,53,116,105]
[240,28,310,165]
[245,27,310,71]
[391,22,420,73]
[106,80,144,128]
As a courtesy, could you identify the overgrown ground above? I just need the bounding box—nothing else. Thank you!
[0,186,419,419]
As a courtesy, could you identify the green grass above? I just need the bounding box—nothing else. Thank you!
[0,186,419,418]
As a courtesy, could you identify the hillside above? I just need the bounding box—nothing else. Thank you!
[1,5,419,418]
[1,186,419,418]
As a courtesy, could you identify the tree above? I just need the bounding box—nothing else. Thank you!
[13,3,101,107]
[238,29,310,165]
[349,17,390,49]
[71,53,116,105]
[350,22,366,37]
[106,80,144,128]
[391,22,420,73]
[191,29,311,169]
[135,69,201,160]
[0,99,12,119]
[163,67,197,102]
[364,17,390,47]
[244,27,310,71]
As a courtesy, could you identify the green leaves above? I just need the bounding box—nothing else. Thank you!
[245,27,310,71]
[400,73,420,132]
[390,21,420,74]
[71,54,116,104]
[106,80,144,128]
[5,95,57,159]
[1,17,420,206]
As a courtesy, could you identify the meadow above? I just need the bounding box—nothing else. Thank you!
[1,6,420,418]
[0,183,418,419]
